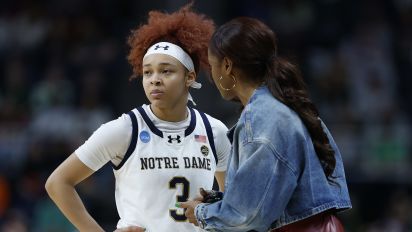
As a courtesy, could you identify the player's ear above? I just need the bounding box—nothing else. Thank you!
[186,71,196,88]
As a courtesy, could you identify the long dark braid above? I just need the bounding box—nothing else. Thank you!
[266,57,336,181]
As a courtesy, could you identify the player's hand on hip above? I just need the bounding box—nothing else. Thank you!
[177,200,202,226]
[114,226,146,232]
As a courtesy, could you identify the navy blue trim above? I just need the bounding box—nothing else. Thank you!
[184,107,196,137]
[112,111,139,170]
[199,111,218,165]
[137,106,163,138]
[227,125,236,144]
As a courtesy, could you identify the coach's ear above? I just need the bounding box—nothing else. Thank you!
[222,57,233,76]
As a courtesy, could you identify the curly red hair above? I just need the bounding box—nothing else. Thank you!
[127,3,215,79]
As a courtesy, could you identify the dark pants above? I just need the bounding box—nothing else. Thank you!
[270,211,345,232]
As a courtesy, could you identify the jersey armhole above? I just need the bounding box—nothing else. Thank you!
[198,111,218,165]
[112,110,139,170]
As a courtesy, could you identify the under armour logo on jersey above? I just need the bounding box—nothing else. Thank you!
[167,135,181,143]
[154,45,169,50]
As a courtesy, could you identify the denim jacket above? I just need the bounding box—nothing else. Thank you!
[195,86,351,232]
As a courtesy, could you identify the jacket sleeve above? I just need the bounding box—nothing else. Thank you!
[195,140,298,232]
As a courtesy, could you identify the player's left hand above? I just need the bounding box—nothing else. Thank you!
[177,200,202,226]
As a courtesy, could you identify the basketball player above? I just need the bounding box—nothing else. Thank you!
[45,4,230,232]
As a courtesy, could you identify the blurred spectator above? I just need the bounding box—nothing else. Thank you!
[0,209,28,232]
[32,198,75,232]
[270,0,315,50]
[361,113,411,181]
[1,57,30,121]
[29,62,74,114]
[365,190,412,232]
[339,19,398,123]
[0,176,10,217]
[394,0,412,120]
[0,57,30,174]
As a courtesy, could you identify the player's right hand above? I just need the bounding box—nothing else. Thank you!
[114,226,146,232]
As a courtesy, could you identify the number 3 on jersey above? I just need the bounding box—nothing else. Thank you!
[169,177,190,221]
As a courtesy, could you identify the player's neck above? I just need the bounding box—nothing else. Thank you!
[150,103,188,122]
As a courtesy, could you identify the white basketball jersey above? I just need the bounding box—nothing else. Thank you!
[113,106,218,232]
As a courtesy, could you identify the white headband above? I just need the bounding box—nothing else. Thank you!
[143,42,202,105]
[144,42,195,72]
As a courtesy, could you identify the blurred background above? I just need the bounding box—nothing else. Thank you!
[0,0,411,231]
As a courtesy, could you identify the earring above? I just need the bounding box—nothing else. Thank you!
[219,75,236,91]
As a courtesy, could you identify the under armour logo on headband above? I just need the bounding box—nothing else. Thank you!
[154,45,169,50]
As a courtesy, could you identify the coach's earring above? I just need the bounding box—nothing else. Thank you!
[219,75,236,91]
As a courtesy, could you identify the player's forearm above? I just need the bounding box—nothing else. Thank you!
[45,178,104,232]
[215,171,225,192]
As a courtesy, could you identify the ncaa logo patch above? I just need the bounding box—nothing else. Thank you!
[200,145,209,156]
[140,131,150,143]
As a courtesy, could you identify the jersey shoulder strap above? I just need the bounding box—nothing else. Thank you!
[112,110,139,170]
[197,109,218,165]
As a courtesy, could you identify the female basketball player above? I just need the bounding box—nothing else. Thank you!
[180,17,351,231]
[45,4,230,232]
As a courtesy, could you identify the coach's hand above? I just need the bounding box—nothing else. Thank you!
[177,200,202,226]
[114,226,146,232]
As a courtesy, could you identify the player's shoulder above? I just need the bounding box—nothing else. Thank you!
[101,109,135,133]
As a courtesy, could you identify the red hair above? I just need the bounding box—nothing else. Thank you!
[127,3,215,79]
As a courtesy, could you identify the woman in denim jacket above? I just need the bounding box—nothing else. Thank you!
[179,17,352,232]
